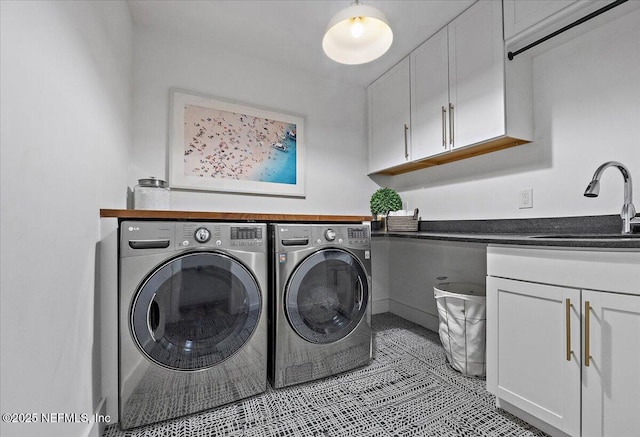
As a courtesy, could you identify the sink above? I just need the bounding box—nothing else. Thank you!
[529,234,640,239]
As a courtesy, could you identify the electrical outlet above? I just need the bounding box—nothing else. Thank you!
[519,189,533,209]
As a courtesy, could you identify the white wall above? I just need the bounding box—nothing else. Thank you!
[375,238,487,330]
[370,239,391,314]
[382,8,640,221]
[0,2,132,437]
[131,26,378,214]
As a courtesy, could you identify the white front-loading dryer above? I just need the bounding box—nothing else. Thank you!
[269,223,372,388]
[119,221,267,429]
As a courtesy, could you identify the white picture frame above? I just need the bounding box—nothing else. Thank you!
[169,90,306,197]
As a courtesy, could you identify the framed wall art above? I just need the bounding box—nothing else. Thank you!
[169,90,306,197]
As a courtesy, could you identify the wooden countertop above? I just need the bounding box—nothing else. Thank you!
[100,209,371,223]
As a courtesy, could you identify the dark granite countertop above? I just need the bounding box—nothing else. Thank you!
[372,215,640,249]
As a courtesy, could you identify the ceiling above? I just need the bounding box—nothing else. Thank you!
[127,0,476,87]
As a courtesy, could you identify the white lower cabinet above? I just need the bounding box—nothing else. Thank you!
[581,290,640,437]
[488,277,581,435]
[487,246,640,437]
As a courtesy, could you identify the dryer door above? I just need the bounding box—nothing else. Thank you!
[130,251,261,371]
[285,248,369,344]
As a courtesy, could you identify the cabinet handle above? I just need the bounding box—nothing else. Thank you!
[403,123,409,159]
[449,103,455,146]
[441,106,447,149]
[565,298,572,361]
[584,301,591,367]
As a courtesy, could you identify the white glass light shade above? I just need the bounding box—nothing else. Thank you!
[322,3,393,65]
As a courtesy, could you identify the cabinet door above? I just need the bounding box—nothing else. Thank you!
[503,0,578,41]
[582,290,640,437]
[368,57,411,173]
[448,0,505,149]
[410,27,450,160]
[489,277,581,436]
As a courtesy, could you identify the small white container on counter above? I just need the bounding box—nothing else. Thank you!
[134,177,170,210]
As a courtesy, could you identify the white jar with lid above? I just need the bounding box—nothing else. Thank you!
[134,177,170,210]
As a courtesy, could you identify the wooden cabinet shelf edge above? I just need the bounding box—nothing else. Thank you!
[370,135,531,176]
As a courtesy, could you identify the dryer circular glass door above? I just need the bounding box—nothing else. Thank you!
[285,248,369,344]
[130,251,261,371]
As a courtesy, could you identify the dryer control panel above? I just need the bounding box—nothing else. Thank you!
[347,227,369,245]
[313,226,370,248]
[274,224,370,250]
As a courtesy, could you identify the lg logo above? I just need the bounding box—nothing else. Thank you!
[128,226,140,232]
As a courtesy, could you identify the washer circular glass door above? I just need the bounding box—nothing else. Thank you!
[285,248,369,344]
[130,251,261,371]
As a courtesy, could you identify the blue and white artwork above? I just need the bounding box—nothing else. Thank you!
[183,105,297,185]
[170,90,305,197]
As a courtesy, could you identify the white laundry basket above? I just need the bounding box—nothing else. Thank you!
[434,282,486,377]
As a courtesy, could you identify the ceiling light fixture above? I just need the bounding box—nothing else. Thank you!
[322,0,393,65]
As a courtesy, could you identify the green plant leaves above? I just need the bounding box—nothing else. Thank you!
[370,188,402,215]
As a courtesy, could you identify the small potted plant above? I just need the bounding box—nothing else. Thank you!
[370,187,402,231]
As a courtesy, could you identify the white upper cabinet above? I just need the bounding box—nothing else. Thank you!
[368,0,533,175]
[410,27,449,161]
[448,0,506,150]
[368,57,411,174]
[503,0,578,41]
[413,0,508,159]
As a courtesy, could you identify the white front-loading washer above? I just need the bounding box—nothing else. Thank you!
[119,221,267,429]
[269,223,372,388]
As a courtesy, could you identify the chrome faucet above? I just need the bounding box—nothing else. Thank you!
[584,161,640,234]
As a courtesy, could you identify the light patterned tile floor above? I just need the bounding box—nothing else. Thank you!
[104,313,548,437]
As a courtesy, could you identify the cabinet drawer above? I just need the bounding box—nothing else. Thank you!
[487,245,640,295]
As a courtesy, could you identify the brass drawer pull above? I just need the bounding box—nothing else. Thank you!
[449,103,455,146]
[565,298,572,361]
[442,106,447,148]
[403,123,409,159]
[584,301,591,367]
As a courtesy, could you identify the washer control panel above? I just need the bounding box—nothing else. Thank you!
[231,226,263,241]
[178,223,265,251]
[120,221,267,256]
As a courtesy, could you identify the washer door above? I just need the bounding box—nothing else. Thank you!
[130,252,261,371]
[285,248,369,344]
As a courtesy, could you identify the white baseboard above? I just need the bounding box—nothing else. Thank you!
[84,398,109,437]
[388,299,439,332]
[372,298,389,314]
[496,398,568,437]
